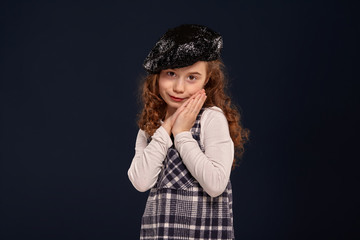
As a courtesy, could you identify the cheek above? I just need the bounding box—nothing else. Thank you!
[158,79,167,93]
[188,82,206,95]
[158,79,170,100]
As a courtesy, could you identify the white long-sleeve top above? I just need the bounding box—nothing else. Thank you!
[128,106,234,197]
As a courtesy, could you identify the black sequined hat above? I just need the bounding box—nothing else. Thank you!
[143,24,223,74]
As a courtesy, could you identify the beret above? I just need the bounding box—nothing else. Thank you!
[143,24,223,74]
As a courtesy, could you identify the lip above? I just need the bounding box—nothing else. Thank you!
[169,94,186,102]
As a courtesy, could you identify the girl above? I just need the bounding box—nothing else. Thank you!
[128,24,249,240]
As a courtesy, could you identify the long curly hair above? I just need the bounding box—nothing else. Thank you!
[137,59,250,168]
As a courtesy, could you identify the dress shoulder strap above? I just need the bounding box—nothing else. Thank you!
[190,108,206,151]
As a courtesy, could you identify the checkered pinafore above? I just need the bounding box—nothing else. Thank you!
[140,108,234,240]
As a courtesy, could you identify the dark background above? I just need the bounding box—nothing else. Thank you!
[1,0,359,239]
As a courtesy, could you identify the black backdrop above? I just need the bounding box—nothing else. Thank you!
[1,0,359,239]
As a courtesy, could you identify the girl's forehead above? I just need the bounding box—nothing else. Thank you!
[164,61,207,73]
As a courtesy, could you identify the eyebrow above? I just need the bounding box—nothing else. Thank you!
[187,72,202,75]
[167,69,202,75]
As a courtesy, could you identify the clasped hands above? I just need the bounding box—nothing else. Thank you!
[162,89,207,137]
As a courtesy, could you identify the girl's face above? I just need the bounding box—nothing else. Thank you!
[158,61,208,114]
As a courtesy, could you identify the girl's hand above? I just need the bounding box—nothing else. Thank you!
[162,107,185,136]
[161,94,194,135]
[171,90,207,137]
[162,89,205,136]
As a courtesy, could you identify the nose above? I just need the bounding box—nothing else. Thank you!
[173,79,185,94]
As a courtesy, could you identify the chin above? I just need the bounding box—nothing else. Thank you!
[168,102,181,108]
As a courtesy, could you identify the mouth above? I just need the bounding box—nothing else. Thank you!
[169,94,186,102]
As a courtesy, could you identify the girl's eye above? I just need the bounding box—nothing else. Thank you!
[188,75,197,81]
[167,71,176,77]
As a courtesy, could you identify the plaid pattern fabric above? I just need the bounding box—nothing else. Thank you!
[141,108,234,240]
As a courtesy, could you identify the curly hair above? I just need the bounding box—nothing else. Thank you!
[137,60,250,168]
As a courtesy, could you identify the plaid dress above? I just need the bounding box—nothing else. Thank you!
[140,109,234,240]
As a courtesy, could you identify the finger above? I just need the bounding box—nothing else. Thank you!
[191,93,207,114]
[173,97,194,119]
[180,91,198,109]
[176,97,192,113]
[194,89,204,96]
[173,104,186,119]
[183,98,195,114]
[197,88,205,94]
[189,92,204,111]
[188,89,204,100]
[177,89,204,116]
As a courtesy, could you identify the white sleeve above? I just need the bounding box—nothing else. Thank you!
[174,108,234,197]
[128,126,172,192]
